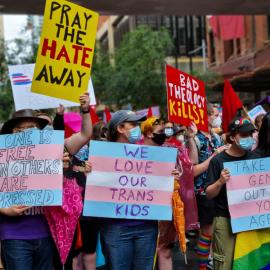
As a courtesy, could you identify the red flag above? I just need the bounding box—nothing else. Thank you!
[90,106,99,125]
[222,80,243,132]
[147,107,153,118]
[218,16,245,40]
[209,16,219,37]
[104,107,112,123]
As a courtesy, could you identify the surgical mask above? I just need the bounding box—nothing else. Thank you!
[152,133,166,146]
[237,137,255,151]
[212,116,222,128]
[165,128,174,137]
[177,134,185,143]
[127,126,142,143]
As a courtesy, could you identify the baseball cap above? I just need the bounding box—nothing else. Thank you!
[228,117,256,133]
[108,110,146,130]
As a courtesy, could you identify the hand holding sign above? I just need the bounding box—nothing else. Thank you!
[79,92,90,111]
[219,168,231,185]
[0,205,31,216]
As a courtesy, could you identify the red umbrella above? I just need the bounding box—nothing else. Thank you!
[44,176,83,264]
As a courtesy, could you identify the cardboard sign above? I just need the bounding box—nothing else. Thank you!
[225,158,270,233]
[136,106,160,117]
[31,0,99,102]
[166,65,208,132]
[83,141,177,220]
[248,105,266,122]
[0,129,64,208]
[9,64,96,111]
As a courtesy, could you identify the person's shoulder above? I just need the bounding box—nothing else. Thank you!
[249,149,263,159]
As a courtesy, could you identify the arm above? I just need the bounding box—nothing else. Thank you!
[187,137,198,164]
[193,145,229,177]
[65,93,92,155]
[53,105,65,130]
[186,122,198,164]
[193,155,214,177]
[206,169,230,199]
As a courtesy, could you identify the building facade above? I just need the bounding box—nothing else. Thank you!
[207,15,270,105]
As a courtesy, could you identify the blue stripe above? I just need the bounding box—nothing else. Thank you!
[89,140,177,163]
[231,214,270,233]
[12,73,24,76]
[83,201,172,221]
[0,189,62,208]
[224,157,270,176]
[14,81,32,85]
[0,130,64,148]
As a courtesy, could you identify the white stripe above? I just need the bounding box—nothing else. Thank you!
[86,171,174,192]
[0,160,63,178]
[227,185,270,205]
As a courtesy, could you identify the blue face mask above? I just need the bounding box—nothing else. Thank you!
[238,137,255,151]
[128,126,142,143]
[165,128,174,137]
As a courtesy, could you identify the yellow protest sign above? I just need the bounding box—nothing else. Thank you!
[31,0,99,102]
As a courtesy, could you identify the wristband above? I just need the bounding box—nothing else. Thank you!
[81,109,90,114]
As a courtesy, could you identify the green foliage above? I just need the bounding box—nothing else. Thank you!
[191,70,222,93]
[92,26,173,112]
[0,16,40,123]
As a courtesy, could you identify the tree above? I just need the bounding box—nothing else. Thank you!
[92,26,173,112]
[0,16,40,122]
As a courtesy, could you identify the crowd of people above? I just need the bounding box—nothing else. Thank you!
[0,93,269,270]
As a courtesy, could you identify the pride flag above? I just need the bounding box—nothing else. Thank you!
[233,229,270,270]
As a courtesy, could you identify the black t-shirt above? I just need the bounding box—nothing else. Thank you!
[205,150,261,218]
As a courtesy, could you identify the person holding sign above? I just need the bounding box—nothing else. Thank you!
[140,117,182,270]
[100,110,160,270]
[193,102,226,270]
[0,93,92,270]
[205,117,259,270]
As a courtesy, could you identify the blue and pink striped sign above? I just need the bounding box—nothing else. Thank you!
[225,157,270,233]
[0,129,64,208]
[83,141,177,220]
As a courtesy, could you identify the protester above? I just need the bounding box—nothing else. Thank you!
[193,102,227,270]
[254,113,266,131]
[73,121,107,270]
[205,117,258,270]
[140,117,183,270]
[100,110,163,270]
[0,93,92,270]
[255,113,270,157]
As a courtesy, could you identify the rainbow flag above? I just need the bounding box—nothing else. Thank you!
[233,229,270,270]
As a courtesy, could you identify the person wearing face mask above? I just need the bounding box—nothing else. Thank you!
[211,106,223,135]
[205,117,259,270]
[193,102,228,270]
[140,117,194,270]
[101,110,162,270]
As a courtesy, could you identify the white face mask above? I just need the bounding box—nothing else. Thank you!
[212,116,222,128]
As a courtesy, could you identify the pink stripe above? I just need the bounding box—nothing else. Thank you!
[0,174,62,191]
[230,199,270,218]
[0,144,63,163]
[227,173,270,191]
[89,156,175,177]
[85,186,172,206]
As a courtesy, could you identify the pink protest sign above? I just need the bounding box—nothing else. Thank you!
[64,112,82,133]
[0,129,64,208]
[83,141,177,220]
[225,157,270,233]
